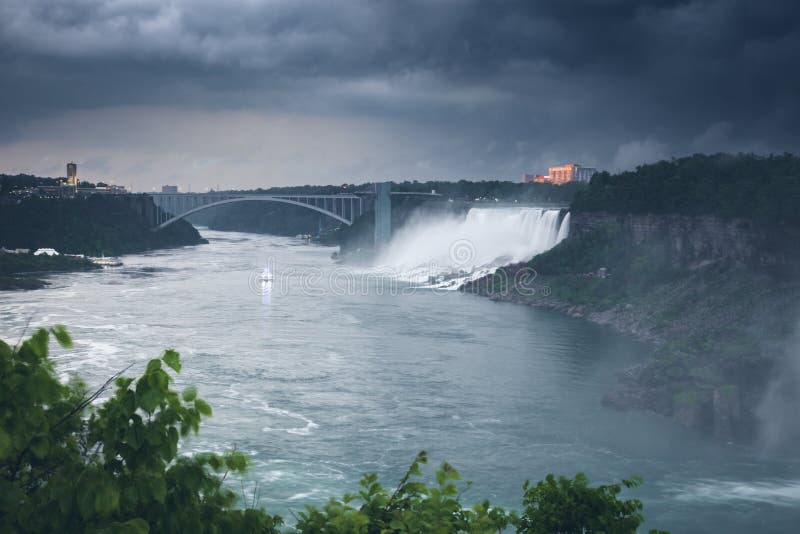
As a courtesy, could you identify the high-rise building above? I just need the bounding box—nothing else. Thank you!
[161,185,178,193]
[547,163,597,184]
[66,162,78,187]
[522,163,597,185]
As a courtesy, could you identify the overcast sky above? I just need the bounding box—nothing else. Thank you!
[1,0,798,190]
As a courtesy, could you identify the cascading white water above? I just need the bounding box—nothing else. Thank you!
[374,207,569,288]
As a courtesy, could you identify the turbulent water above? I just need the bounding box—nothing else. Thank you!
[3,219,800,532]
[375,207,569,288]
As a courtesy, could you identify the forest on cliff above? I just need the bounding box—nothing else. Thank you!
[572,153,800,226]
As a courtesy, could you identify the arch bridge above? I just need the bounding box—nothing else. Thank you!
[147,192,368,229]
[147,184,439,245]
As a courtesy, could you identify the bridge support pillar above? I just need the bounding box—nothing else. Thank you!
[374,182,391,247]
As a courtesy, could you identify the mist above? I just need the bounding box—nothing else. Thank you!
[756,320,800,452]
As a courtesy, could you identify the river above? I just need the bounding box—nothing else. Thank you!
[2,227,800,532]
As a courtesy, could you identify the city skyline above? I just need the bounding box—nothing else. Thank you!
[1,0,798,190]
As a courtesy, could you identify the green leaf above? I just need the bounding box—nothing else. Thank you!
[145,359,162,374]
[30,436,50,458]
[116,376,134,390]
[224,450,250,472]
[29,328,49,357]
[102,518,150,534]
[78,489,95,520]
[121,390,137,415]
[162,349,181,373]
[50,324,73,348]
[139,389,163,413]
[182,385,197,402]
[125,424,144,450]
[0,428,12,460]
[194,398,212,416]
[94,483,120,516]
[208,454,223,471]
[125,518,151,534]
[144,425,164,446]
[151,477,167,504]
[0,339,12,358]
[0,480,21,515]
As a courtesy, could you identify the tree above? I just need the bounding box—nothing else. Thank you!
[516,473,666,534]
[0,326,282,533]
[296,451,514,534]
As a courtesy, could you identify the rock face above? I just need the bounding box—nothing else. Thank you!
[672,391,713,430]
[571,211,796,266]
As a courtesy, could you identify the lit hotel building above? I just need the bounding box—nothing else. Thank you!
[548,163,597,184]
[522,163,597,185]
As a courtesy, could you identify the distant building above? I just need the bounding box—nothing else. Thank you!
[66,162,78,187]
[548,163,597,184]
[34,248,60,256]
[92,184,128,195]
[109,184,128,194]
[523,163,597,185]
[522,173,549,183]
[37,185,76,198]
[161,185,178,193]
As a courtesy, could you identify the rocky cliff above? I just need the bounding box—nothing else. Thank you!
[465,211,800,442]
[570,211,798,266]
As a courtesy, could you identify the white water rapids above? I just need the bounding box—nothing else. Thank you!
[374,207,570,288]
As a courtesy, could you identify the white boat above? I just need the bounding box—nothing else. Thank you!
[90,255,123,267]
[257,267,273,283]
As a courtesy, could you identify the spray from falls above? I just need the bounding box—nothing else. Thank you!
[374,207,569,288]
[756,321,800,452]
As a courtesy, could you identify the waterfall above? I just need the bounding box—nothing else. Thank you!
[374,207,570,288]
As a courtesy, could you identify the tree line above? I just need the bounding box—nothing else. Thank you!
[571,153,800,226]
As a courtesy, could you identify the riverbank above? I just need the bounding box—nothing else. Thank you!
[463,215,800,442]
[0,253,100,290]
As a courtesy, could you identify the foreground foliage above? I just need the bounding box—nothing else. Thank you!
[1,327,666,533]
[297,452,665,534]
[0,326,282,533]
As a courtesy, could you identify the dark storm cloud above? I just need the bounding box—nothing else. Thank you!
[0,0,799,185]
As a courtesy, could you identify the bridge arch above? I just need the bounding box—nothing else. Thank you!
[155,196,354,230]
